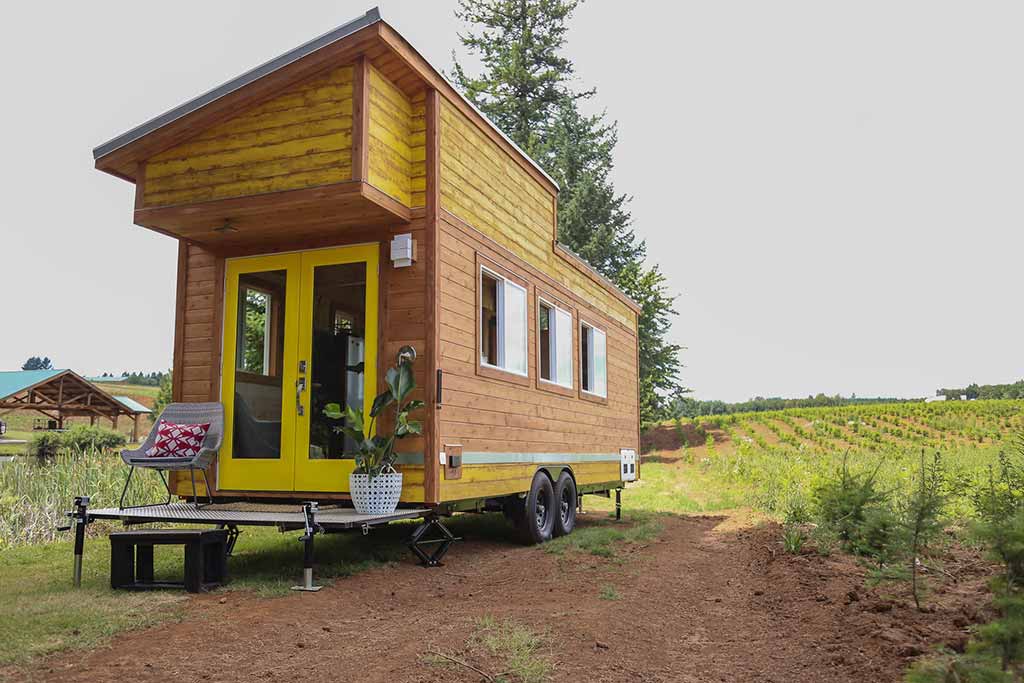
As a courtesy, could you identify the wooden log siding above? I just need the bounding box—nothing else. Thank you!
[367,65,425,208]
[437,98,634,328]
[143,65,355,207]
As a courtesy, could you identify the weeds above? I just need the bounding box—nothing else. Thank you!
[473,616,552,683]
[0,451,165,547]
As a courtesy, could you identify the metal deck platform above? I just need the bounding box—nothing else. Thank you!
[89,502,430,531]
[63,497,458,590]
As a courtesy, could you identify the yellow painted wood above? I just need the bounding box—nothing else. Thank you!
[366,66,425,208]
[437,99,634,327]
[293,244,380,493]
[219,253,302,491]
[217,244,380,494]
[144,66,354,207]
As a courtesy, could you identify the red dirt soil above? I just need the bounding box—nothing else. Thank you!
[9,514,991,683]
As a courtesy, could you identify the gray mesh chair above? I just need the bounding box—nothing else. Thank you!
[119,402,224,509]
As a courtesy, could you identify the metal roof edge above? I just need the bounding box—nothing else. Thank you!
[92,7,383,161]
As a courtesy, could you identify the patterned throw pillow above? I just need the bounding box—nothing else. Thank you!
[145,420,211,458]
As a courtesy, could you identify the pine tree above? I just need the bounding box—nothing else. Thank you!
[450,0,590,160]
[451,0,685,421]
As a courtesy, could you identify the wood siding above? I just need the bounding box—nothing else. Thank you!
[437,214,639,502]
[366,65,425,208]
[438,98,634,328]
[143,65,354,207]
[378,215,430,502]
[170,242,223,497]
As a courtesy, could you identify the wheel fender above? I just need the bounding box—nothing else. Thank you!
[537,465,573,486]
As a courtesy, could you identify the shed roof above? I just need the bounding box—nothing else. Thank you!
[112,396,152,414]
[0,369,64,400]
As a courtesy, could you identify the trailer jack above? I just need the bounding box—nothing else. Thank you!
[58,496,92,587]
[408,516,460,567]
[291,502,323,592]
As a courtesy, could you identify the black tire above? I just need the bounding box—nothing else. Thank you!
[553,471,577,537]
[518,473,556,544]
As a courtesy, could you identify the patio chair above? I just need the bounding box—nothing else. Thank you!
[119,402,223,509]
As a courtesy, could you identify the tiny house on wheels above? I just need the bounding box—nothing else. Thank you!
[93,8,640,544]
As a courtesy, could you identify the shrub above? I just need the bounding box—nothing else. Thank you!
[27,432,63,460]
[812,452,886,547]
[61,425,126,453]
[27,425,126,461]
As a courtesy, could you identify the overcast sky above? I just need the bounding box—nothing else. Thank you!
[0,1,1020,402]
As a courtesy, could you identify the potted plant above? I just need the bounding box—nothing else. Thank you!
[324,348,422,515]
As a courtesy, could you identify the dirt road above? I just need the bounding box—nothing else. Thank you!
[16,514,986,682]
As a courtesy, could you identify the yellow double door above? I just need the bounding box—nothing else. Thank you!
[218,244,379,493]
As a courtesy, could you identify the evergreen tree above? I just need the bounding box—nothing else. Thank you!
[21,356,53,371]
[451,0,684,421]
[547,99,644,276]
[450,0,590,160]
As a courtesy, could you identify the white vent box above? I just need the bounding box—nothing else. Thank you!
[620,448,637,482]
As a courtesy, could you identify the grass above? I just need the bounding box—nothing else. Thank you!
[544,511,662,558]
[473,615,552,683]
[598,584,620,600]
[0,453,167,548]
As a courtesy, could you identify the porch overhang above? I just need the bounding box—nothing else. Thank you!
[133,179,410,250]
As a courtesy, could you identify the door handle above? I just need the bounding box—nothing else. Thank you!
[296,377,306,416]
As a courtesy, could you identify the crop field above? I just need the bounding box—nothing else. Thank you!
[643,400,1024,519]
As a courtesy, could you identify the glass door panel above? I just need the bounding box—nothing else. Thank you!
[294,244,379,493]
[219,254,300,491]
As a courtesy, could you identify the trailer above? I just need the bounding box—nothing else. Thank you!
[91,7,641,550]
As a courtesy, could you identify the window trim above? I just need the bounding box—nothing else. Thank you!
[536,291,575,396]
[475,255,531,386]
[579,318,609,403]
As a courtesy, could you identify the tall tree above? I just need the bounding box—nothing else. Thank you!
[21,356,53,371]
[451,0,684,421]
[450,0,590,160]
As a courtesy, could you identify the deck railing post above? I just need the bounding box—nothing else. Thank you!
[291,502,323,592]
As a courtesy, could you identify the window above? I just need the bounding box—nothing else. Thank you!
[479,267,527,376]
[539,299,572,388]
[238,284,274,376]
[580,322,607,397]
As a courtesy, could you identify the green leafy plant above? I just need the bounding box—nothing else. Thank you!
[782,526,806,554]
[323,354,423,480]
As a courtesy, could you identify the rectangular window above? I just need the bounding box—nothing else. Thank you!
[539,300,573,388]
[238,284,275,376]
[580,322,607,397]
[480,267,528,376]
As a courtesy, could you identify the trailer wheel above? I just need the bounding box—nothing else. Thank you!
[553,472,577,537]
[518,473,556,544]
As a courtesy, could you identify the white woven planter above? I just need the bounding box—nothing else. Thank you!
[349,472,403,515]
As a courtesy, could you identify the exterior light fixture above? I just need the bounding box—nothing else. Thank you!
[389,233,416,267]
